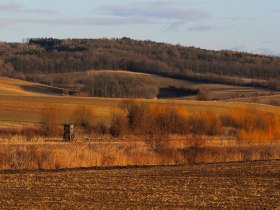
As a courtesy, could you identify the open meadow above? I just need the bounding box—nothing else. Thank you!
[0,76,280,170]
[1,75,279,125]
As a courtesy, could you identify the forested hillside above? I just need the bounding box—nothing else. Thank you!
[0,37,280,91]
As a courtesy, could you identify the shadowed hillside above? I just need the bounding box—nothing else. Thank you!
[0,77,65,96]
[24,70,276,100]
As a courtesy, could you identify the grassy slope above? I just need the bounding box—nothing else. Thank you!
[228,93,280,105]
[1,94,280,125]
[38,70,275,100]
[0,77,64,96]
[0,76,279,125]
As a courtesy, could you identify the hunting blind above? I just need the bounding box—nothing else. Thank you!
[63,124,75,142]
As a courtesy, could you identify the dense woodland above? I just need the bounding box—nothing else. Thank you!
[1,37,280,95]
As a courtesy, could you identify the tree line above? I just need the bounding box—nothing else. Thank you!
[0,38,280,90]
[84,73,158,98]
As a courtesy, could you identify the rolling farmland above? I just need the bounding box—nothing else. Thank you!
[1,75,280,125]
[1,94,280,125]
[1,8,280,209]
[0,76,280,209]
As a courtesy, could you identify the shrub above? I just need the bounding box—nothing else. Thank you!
[121,100,146,132]
[72,105,95,130]
[221,107,280,144]
[196,89,210,101]
[94,122,109,136]
[41,106,60,137]
[188,110,222,135]
[110,110,128,137]
[141,104,189,136]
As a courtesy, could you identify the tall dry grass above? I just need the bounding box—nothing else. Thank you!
[0,143,186,170]
[72,105,96,130]
[0,142,279,170]
[41,106,61,137]
[187,144,280,164]
[221,107,280,144]
[188,110,222,135]
[0,125,43,143]
[1,101,280,170]
[109,109,128,137]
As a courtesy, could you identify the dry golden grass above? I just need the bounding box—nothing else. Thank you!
[0,141,279,170]
[0,76,64,96]
[0,75,279,125]
[228,92,280,105]
[1,92,280,126]
[0,143,186,170]
[1,76,280,170]
[192,145,280,164]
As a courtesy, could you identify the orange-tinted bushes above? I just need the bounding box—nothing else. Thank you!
[189,110,222,135]
[72,105,95,130]
[222,107,280,144]
[110,110,128,137]
[168,106,189,134]
[122,100,145,132]
[41,106,60,137]
[94,122,109,136]
[141,104,188,136]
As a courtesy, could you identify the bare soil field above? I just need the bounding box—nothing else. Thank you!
[0,161,279,209]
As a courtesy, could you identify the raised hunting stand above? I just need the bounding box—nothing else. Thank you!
[63,124,75,142]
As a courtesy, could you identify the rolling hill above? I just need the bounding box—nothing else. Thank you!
[1,38,280,93]
[31,70,277,100]
[0,76,65,96]
[1,36,280,125]
[0,76,280,126]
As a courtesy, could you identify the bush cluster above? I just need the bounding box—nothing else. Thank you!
[115,101,280,145]
[2,101,278,146]
[221,108,280,144]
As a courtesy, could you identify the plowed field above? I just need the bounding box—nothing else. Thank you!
[0,161,279,209]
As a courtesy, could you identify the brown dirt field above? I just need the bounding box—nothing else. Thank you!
[0,161,279,209]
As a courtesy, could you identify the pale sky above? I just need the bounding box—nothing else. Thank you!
[0,0,279,55]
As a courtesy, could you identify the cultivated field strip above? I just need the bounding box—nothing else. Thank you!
[0,77,63,96]
[0,161,279,209]
[1,94,280,125]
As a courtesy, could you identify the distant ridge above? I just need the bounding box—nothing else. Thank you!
[0,37,280,91]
